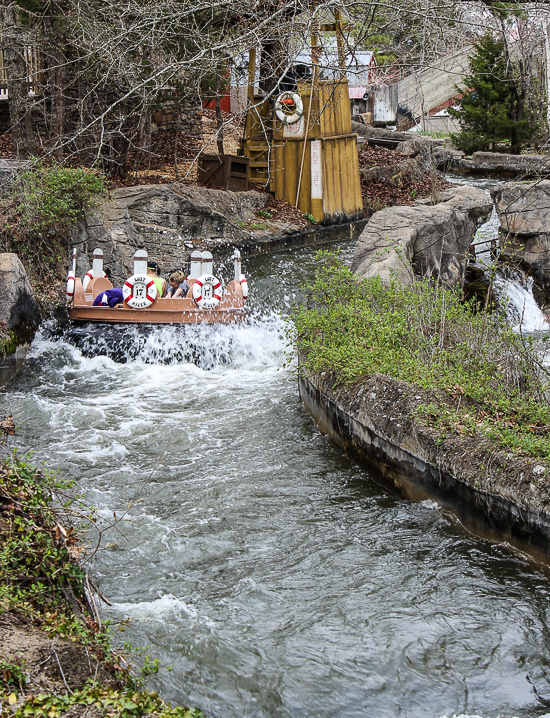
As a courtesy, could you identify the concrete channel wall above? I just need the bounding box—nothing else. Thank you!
[299,370,550,563]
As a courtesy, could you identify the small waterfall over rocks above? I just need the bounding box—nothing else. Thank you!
[492,267,550,332]
[448,174,550,333]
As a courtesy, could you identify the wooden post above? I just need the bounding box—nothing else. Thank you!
[310,22,324,223]
[247,47,256,101]
[334,10,346,80]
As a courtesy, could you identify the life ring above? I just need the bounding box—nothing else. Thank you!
[83,268,107,292]
[66,271,75,303]
[192,274,222,310]
[122,274,158,309]
[275,92,304,125]
[239,274,248,300]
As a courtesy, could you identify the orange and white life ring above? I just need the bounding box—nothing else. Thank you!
[122,274,158,309]
[275,92,304,125]
[239,274,248,300]
[192,274,222,310]
[83,268,107,292]
[66,271,75,303]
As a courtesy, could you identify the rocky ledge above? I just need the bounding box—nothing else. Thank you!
[491,180,550,308]
[352,184,493,287]
[299,370,550,562]
[0,254,41,387]
[75,184,366,286]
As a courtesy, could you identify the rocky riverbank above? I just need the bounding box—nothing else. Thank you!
[0,254,41,387]
[299,370,550,561]
[292,257,550,563]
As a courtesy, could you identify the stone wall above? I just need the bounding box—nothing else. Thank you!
[151,103,202,135]
[299,369,550,562]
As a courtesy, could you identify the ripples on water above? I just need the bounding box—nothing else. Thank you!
[3,244,550,718]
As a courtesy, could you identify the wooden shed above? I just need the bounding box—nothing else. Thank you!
[240,17,363,225]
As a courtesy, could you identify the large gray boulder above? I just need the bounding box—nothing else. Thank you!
[491,180,550,302]
[352,185,493,286]
[75,184,269,285]
[0,253,41,331]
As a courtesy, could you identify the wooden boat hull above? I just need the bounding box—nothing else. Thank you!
[68,306,247,324]
[68,276,247,325]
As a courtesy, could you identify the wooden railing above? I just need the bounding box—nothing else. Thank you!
[0,46,44,99]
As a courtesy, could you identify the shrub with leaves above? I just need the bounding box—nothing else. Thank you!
[0,451,88,618]
[290,254,550,459]
[0,161,108,286]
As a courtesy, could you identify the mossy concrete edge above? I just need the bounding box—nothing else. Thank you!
[298,370,550,564]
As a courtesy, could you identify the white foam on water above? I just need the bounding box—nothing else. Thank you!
[421,499,440,510]
[47,311,287,372]
[492,269,550,332]
[112,594,199,620]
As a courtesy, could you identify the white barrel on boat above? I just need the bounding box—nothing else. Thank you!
[133,249,148,275]
[189,250,202,280]
[233,249,241,282]
[201,251,213,276]
[92,248,104,277]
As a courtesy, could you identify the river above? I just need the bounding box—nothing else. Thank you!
[3,241,550,718]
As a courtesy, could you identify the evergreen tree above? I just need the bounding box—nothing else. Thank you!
[449,33,534,155]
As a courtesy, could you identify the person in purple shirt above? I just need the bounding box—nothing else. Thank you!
[92,288,124,308]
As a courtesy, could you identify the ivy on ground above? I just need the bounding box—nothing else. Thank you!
[14,686,202,718]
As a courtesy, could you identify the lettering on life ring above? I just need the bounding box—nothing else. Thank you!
[275,92,304,125]
[82,268,107,292]
[192,274,222,310]
[122,274,158,309]
[66,271,75,303]
[239,274,248,300]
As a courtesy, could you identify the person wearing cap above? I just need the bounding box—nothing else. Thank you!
[147,260,166,297]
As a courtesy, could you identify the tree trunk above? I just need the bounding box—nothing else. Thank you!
[52,45,65,160]
[1,4,35,158]
[544,15,550,133]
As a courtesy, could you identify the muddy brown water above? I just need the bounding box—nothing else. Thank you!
[3,238,550,718]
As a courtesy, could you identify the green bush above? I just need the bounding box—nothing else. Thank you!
[8,161,108,238]
[290,255,550,459]
[0,161,108,284]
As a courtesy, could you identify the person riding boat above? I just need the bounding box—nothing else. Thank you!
[166,271,189,298]
[92,288,124,307]
[147,260,166,297]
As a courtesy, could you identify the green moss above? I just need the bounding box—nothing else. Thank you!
[0,325,38,359]
[290,254,550,460]
[0,330,17,357]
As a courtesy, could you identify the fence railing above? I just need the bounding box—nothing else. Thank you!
[0,46,44,99]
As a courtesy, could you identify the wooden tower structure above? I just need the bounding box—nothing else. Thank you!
[240,10,363,225]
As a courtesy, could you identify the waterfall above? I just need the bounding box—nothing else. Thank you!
[492,268,550,332]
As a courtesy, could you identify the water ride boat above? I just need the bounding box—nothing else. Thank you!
[66,248,248,324]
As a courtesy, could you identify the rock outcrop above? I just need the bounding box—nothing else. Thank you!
[0,254,41,334]
[463,152,550,176]
[352,184,493,286]
[491,180,550,305]
[75,184,271,285]
[0,253,41,387]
